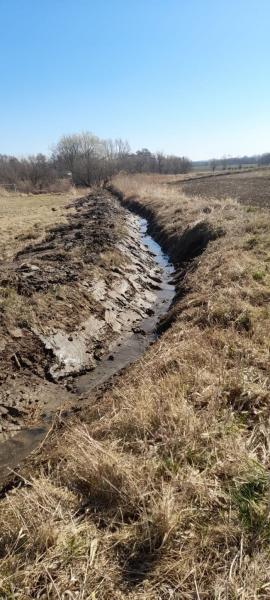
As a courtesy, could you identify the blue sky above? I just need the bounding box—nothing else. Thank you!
[0,0,269,160]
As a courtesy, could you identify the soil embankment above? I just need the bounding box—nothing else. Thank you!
[0,189,173,442]
[112,188,218,261]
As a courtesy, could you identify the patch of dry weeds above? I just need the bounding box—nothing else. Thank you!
[0,187,85,261]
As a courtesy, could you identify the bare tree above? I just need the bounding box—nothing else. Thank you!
[210,159,217,172]
[52,134,81,172]
[156,152,165,174]
[221,155,228,170]
[114,138,130,159]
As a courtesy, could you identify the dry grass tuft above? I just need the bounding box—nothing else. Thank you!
[57,426,146,519]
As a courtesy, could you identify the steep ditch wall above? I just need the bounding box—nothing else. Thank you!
[108,184,222,267]
[107,183,225,329]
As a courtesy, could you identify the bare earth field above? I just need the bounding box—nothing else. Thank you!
[180,168,270,208]
[0,172,270,598]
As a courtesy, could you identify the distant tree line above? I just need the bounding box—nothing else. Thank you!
[258,153,270,166]
[195,152,270,172]
[0,132,192,192]
[52,133,192,184]
[0,153,63,193]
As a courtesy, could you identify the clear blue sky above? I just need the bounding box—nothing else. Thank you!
[0,0,269,160]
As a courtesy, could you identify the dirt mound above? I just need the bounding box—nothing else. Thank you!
[14,192,122,295]
[0,189,166,440]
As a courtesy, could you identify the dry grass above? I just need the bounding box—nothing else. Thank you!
[0,174,270,598]
[0,187,86,261]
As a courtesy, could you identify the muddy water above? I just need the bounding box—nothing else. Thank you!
[0,216,175,482]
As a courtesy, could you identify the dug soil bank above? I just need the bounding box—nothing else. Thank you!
[0,188,170,442]
[0,174,270,598]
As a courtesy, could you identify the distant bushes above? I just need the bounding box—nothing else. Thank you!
[0,153,64,193]
[0,132,192,193]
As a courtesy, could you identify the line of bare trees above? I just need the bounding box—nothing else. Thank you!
[52,132,192,185]
[0,132,192,192]
[195,152,270,172]
[0,153,64,193]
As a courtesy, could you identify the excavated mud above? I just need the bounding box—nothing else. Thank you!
[0,190,174,446]
[39,211,164,380]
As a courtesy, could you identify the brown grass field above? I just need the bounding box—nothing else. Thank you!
[0,186,87,261]
[0,172,270,598]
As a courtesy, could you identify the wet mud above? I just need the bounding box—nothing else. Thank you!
[0,190,174,474]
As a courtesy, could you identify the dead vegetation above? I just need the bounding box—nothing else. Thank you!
[0,187,81,261]
[0,173,270,598]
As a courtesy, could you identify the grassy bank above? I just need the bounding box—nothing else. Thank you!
[0,174,270,598]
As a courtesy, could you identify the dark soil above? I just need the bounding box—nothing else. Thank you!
[14,191,124,295]
[181,170,270,208]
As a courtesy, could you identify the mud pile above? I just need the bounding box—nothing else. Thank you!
[0,190,165,440]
